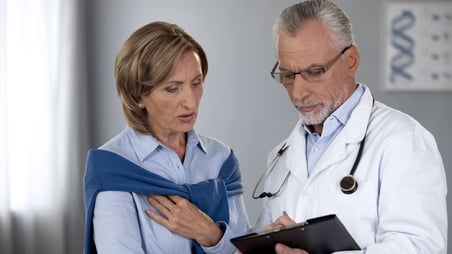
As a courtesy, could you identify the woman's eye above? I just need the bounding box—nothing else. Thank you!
[165,86,179,93]
[192,78,203,86]
[192,81,202,87]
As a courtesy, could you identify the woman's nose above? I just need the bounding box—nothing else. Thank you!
[182,87,197,108]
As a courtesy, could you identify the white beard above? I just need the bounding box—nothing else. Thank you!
[295,84,348,126]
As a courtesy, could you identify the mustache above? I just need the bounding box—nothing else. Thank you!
[294,100,319,108]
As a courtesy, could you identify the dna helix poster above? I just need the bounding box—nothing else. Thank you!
[383,2,452,91]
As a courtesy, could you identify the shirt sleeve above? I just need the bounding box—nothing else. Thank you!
[93,191,145,254]
[202,194,251,254]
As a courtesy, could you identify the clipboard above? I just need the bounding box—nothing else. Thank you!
[230,214,360,254]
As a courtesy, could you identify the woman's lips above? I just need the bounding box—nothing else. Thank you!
[178,113,195,122]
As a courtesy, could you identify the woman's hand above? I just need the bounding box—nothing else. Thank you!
[146,194,223,247]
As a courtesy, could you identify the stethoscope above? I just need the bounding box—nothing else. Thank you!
[252,98,374,198]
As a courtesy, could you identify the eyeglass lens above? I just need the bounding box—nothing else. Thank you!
[271,45,352,84]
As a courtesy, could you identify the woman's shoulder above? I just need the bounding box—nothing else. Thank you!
[97,128,135,159]
[195,133,238,164]
[198,134,231,153]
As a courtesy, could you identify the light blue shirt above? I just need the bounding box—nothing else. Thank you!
[93,126,250,254]
[304,84,365,175]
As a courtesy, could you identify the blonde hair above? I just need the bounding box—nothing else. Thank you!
[114,21,208,133]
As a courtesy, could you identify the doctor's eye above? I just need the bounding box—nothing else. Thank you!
[304,67,326,79]
[280,71,296,81]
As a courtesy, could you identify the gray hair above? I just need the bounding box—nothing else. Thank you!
[273,0,355,52]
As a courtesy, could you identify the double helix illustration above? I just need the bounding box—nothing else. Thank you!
[389,10,416,84]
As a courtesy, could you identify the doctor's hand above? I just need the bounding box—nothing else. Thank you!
[264,212,296,232]
[146,194,223,247]
[275,243,309,254]
[265,214,309,254]
[234,242,309,254]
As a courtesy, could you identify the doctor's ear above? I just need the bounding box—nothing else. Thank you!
[345,45,360,77]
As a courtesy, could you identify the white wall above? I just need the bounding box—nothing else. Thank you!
[87,0,452,241]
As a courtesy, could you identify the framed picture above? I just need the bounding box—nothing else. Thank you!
[382,2,452,91]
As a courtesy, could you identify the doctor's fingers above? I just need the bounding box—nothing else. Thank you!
[275,243,308,254]
[264,215,296,232]
[275,214,296,226]
[264,222,285,233]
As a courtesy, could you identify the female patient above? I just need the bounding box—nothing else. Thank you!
[83,21,250,254]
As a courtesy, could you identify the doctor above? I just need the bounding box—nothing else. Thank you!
[253,0,447,253]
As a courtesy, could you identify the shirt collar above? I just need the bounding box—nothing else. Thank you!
[126,126,207,162]
[302,84,365,135]
[333,84,364,125]
[187,129,208,154]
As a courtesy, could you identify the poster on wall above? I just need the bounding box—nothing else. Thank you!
[383,2,452,91]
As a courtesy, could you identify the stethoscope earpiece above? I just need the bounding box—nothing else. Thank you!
[340,175,358,194]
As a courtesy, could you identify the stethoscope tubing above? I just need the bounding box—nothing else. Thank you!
[251,143,290,199]
[252,97,375,198]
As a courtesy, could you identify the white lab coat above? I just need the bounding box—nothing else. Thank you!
[255,85,447,253]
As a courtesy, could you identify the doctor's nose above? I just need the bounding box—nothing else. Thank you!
[290,75,311,101]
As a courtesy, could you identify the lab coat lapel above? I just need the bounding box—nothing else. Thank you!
[311,87,374,177]
[312,131,354,176]
[284,121,309,184]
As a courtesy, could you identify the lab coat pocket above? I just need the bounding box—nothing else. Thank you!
[318,175,378,248]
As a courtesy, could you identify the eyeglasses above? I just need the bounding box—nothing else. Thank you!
[270,45,352,85]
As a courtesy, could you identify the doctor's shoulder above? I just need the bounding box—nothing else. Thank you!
[370,101,435,139]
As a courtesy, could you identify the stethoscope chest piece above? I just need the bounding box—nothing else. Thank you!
[340,175,358,194]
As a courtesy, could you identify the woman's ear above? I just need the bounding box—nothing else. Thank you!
[135,94,145,108]
[346,45,360,77]
[135,96,145,111]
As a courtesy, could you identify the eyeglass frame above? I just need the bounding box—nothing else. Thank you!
[270,45,353,84]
